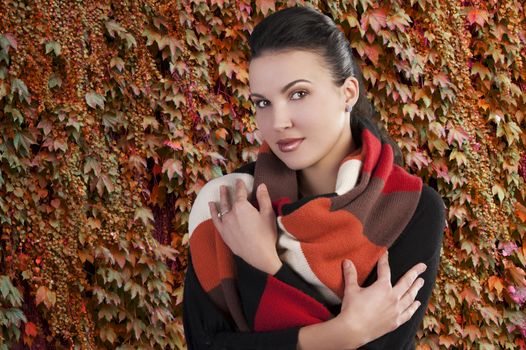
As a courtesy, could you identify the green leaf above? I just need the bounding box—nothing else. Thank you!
[45,41,61,56]
[110,56,125,72]
[13,132,35,153]
[48,74,62,89]
[99,326,117,344]
[4,105,23,124]
[85,92,105,109]
[162,158,183,180]
[0,276,23,307]
[491,184,506,202]
[134,207,154,227]
[11,78,29,101]
[0,33,17,51]
[105,20,126,37]
[98,305,118,322]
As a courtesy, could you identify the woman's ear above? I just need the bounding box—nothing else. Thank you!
[342,76,359,109]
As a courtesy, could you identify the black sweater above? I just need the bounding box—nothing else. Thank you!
[183,181,445,350]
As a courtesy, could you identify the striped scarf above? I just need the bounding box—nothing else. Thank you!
[188,117,423,332]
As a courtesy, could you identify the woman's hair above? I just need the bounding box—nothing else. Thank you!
[248,6,404,165]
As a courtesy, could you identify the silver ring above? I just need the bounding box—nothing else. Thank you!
[218,210,230,219]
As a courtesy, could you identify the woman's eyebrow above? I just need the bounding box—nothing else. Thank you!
[249,79,312,99]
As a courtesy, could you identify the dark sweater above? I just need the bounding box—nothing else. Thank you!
[183,164,445,350]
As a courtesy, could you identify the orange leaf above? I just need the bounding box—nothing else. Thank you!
[256,0,275,16]
[488,276,504,295]
[515,202,526,223]
[35,286,56,308]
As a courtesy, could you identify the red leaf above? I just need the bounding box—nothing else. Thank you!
[364,44,381,65]
[361,8,387,33]
[386,11,412,31]
[25,322,38,337]
[447,127,469,146]
[467,8,489,27]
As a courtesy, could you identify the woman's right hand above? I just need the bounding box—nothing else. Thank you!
[337,251,427,349]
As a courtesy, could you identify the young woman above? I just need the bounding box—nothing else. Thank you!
[183,6,445,350]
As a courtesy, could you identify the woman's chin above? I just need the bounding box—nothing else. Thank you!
[278,157,311,171]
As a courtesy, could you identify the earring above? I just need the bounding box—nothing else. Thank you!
[345,105,353,113]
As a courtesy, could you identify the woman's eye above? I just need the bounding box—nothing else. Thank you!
[254,100,269,109]
[290,90,307,100]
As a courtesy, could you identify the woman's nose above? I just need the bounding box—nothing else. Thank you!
[272,104,293,130]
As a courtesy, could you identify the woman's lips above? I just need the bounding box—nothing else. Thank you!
[277,138,304,152]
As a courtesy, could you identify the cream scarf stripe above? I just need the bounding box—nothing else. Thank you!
[188,173,254,238]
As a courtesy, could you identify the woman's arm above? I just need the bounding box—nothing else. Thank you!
[356,185,446,349]
[298,253,426,350]
[183,256,301,350]
[184,250,427,350]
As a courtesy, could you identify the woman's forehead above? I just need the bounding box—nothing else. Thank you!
[248,50,330,90]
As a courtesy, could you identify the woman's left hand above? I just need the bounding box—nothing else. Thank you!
[208,179,282,275]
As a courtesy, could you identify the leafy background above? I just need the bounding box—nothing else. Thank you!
[0,0,525,349]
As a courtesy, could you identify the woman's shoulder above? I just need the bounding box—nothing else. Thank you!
[419,185,446,215]
[188,162,256,235]
[410,184,447,232]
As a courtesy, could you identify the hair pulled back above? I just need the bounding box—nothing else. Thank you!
[248,6,403,165]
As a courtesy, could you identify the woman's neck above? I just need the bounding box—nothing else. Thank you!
[297,136,357,198]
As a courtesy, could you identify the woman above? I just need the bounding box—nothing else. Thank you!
[183,6,445,350]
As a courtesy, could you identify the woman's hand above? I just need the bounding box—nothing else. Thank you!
[297,255,426,350]
[337,252,427,349]
[208,179,282,275]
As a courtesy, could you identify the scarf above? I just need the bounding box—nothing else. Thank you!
[188,117,423,332]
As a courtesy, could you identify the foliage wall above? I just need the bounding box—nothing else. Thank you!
[0,0,524,349]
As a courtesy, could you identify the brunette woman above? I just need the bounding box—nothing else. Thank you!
[183,6,445,350]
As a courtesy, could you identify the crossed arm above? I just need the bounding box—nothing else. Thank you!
[184,180,445,349]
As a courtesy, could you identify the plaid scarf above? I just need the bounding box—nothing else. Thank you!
[188,117,422,332]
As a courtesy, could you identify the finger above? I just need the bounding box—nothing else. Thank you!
[208,201,222,229]
[235,179,248,202]
[256,183,273,215]
[377,251,391,284]
[398,277,424,310]
[219,185,231,213]
[342,259,359,294]
[397,300,421,326]
[393,263,427,296]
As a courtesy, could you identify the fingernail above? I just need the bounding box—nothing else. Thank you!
[258,183,266,191]
[343,260,351,269]
[421,264,427,273]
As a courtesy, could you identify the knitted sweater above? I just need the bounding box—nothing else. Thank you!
[183,163,445,349]
[184,117,446,348]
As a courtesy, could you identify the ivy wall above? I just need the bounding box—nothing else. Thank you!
[0,0,525,349]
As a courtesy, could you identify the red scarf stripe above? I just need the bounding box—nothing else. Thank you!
[280,196,384,296]
[254,275,332,332]
[190,219,235,292]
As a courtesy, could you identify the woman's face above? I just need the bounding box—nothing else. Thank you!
[248,50,359,171]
